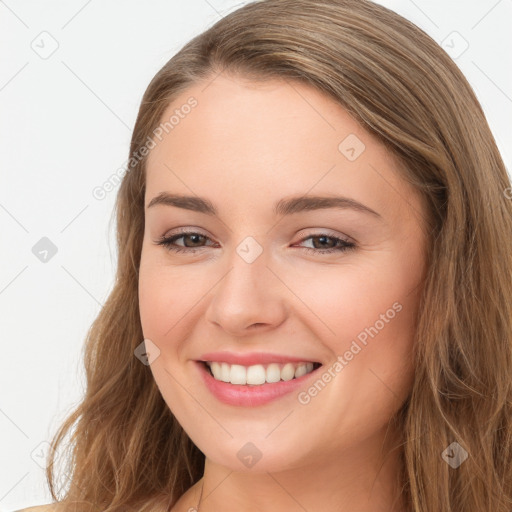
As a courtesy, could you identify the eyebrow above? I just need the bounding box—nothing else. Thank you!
[146,192,382,219]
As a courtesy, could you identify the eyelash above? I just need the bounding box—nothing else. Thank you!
[154,230,356,255]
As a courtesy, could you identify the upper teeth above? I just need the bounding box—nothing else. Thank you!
[206,361,315,385]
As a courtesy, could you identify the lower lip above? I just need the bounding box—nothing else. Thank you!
[196,361,322,407]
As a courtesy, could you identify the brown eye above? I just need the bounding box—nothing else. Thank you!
[296,234,356,254]
[155,231,215,253]
[155,231,356,255]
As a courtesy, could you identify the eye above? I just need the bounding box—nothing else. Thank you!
[154,230,356,255]
[295,233,356,254]
[155,230,217,254]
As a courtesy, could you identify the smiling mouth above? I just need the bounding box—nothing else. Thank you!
[201,360,322,386]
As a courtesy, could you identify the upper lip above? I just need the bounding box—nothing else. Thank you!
[198,351,322,366]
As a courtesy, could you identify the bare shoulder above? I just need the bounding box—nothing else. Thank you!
[14,505,61,512]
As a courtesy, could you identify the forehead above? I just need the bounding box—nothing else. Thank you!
[145,73,425,229]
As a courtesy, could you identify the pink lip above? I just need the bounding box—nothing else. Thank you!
[198,351,319,366]
[195,360,322,407]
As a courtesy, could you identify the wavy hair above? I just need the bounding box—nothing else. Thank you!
[46,0,512,510]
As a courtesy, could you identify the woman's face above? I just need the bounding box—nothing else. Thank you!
[138,72,428,473]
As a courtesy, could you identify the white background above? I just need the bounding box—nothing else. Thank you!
[1,1,511,510]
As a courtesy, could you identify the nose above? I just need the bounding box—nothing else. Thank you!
[204,245,287,337]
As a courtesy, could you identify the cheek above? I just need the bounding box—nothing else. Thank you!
[138,259,214,360]
[289,256,419,410]
[138,262,186,351]
[138,265,168,340]
[291,264,418,444]
[290,256,419,347]
[138,262,203,417]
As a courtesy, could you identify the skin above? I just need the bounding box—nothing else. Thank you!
[138,71,429,512]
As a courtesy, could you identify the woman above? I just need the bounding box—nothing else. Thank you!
[18,0,512,510]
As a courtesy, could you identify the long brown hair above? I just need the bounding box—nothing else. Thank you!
[46,0,512,510]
